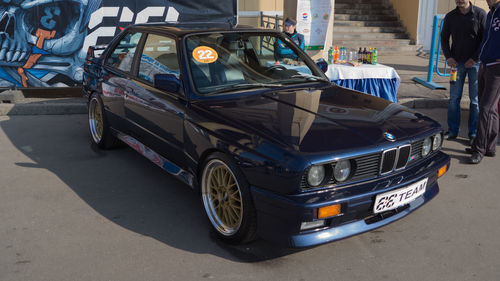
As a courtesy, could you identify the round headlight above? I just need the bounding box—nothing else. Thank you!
[422,137,432,157]
[432,133,442,151]
[307,165,325,187]
[334,160,351,182]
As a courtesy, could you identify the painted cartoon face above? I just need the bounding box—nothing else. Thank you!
[0,0,101,65]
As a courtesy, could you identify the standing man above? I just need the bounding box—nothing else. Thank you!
[274,18,305,61]
[441,0,487,144]
[469,0,500,164]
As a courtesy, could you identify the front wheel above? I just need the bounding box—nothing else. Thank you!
[200,153,257,244]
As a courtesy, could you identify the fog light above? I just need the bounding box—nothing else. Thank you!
[318,204,341,219]
[438,164,448,178]
[300,220,325,231]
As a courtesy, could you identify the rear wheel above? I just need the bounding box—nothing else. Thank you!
[88,93,119,149]
[200,153,257,243]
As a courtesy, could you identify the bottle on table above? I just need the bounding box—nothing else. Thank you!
[328,46,333,64]
[363,48,367,63]
[358,47,363,63]
[371,48,378,65]
[334,46,339,63]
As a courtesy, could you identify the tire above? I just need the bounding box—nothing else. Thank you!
[88,93,119,149]
[200,152,257,244]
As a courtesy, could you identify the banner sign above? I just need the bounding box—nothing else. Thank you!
[0,0,237,88]
[296,0,331,50]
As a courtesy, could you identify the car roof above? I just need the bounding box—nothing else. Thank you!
[131,22,277,37]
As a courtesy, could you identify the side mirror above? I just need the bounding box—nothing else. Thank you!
[154,73,182,93]
[316,58,328,73]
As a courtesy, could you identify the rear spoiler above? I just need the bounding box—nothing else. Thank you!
[86,45,108,61]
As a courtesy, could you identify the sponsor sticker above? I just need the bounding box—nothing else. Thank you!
[192,46,218,63]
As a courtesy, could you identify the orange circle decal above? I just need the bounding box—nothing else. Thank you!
[192,46,218,63]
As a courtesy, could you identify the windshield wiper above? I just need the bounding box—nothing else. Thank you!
[208,83,283,95]
[282,75,330,84]
[287,74,330,82]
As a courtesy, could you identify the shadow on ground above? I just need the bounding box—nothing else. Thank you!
[0,114,307,263]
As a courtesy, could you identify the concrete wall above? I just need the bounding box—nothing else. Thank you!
[388,0,420,43]
[238,0,283,27]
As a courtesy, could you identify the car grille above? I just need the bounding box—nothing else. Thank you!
[380,144,411,174]
[301,138,435,189]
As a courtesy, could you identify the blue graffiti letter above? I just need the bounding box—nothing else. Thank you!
[41,7,61,30]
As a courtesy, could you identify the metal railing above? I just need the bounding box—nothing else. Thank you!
[413,14,447,90]
[260,12,283,30]
[260,12,283,53]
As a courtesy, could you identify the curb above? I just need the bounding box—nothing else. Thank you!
[399,97,473,110]
[399,98,448,109]
[0,103,87,116]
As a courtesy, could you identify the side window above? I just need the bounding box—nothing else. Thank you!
[105,32,142,72]
[138,34,180,83]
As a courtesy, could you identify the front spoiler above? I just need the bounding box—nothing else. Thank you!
[250,151,450,248]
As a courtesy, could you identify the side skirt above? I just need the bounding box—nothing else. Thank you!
[115,132,195,188]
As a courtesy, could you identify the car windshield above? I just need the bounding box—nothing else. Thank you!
[185,32,327,95]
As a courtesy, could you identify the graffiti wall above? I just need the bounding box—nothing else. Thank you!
[0,0,237,88]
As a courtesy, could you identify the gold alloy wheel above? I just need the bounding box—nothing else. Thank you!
[88,97,104,144]
[201,159,243,236]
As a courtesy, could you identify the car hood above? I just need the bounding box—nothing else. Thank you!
[192,84,441,154]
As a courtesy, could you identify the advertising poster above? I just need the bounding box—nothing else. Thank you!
[296,0,331,50]
[0,0,236,88]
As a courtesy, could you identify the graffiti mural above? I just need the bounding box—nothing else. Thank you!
[0,0,236,88]
[0,0,102,87]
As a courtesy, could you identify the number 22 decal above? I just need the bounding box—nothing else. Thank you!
[193,46,218,63]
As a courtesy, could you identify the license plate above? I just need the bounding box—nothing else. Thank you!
[373,178,428,214]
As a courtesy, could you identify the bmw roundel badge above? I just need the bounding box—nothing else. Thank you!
[384,132,396,142]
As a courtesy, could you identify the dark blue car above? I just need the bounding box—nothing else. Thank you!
[82,23,450,247]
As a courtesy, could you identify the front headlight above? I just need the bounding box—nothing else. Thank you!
[432,133,442,151]
[422,137,432,157]
[334,160,351,182]
[307,165,325,187]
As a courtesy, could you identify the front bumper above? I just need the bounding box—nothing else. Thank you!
[250,151,450,248]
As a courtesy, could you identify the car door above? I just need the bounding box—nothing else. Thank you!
[124,32,187,169]
[100,31,144,131]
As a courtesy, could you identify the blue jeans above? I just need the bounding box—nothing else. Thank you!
[448,63,479,138]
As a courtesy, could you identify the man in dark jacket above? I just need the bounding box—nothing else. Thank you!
[441,0,487,144]
[469,0,500,164]
[274,18,305,61]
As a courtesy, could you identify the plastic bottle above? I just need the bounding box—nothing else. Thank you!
[371,48,378,65]
[358,47,363,63]
[450,67,457,84]
[334,46,339,63]
[363,48,367,63]
[328,46,333,64]
[367,48,373,64]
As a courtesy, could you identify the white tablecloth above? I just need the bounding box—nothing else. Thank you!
[325,63,400,81]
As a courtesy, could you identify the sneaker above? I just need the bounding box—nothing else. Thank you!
[469,152,483,164]
[445,132,457,140]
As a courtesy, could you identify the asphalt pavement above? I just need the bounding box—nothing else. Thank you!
[1,108,499,281]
